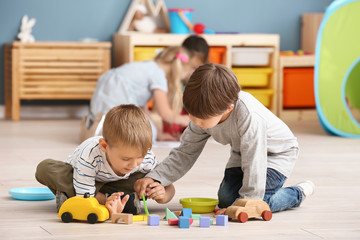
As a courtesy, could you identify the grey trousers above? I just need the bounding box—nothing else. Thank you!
[35,159,146,198]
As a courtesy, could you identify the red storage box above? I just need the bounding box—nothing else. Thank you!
[283,68,315,107]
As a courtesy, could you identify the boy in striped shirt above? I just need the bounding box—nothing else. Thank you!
[36,105,174,216]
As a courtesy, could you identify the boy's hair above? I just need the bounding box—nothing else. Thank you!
[155,46,191,114]
[102,104,152,156]
[182,35,209,63]
[183,63,241,119]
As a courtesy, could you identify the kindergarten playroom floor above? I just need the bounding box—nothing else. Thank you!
[1,118,360,240]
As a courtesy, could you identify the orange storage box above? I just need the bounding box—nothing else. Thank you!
[283,68,315,107]
[208,47,226,64]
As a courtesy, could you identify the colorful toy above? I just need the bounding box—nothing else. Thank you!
[181,208,192,218]
[216,215,228,226]
[112,213,133,224]
[179,216,195,228]
[142,194,149,215]
[179,197,219,213]
[165,208,178,220]
[147,215,160,226]
[58,193,109,224]
[177,9,215,34]
[199,217,211,228]
[225,199,272,223]
[133,215,148,221]
[315,0,360,138]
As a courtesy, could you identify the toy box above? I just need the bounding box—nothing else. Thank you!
[133,46,164,61]
[208,47,226,64]
[245,89,274,108]
[283,67,315,107]
[231,47,273,66]
[232,68,272,87]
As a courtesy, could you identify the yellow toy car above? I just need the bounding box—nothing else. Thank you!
[58,193,109,224]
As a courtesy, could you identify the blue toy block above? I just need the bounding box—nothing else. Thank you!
[147,215,160,226]
[178,216,190,228]
[199,217,210,228]
[216,215,228,226]
[182,208,192,218]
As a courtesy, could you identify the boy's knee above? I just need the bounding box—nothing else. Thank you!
[35,159,53,183]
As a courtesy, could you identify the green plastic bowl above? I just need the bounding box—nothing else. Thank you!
[180,197,219,213]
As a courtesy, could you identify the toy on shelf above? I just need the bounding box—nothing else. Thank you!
[225,199,272,223]
[58,192,109,224]
[169,9,215,34]
[17,15,36,43]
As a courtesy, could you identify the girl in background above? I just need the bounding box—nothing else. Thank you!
[80,46,193,142]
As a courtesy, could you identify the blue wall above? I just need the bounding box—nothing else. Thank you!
[0,0,333,105]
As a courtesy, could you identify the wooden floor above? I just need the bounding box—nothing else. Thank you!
[1,118,360,239]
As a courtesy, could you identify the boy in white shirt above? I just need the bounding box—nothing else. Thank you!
[36,105,174,216]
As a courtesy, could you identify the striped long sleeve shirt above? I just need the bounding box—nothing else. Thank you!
[66,136,158,196]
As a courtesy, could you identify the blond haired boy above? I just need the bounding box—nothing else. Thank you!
[36,105,174,215]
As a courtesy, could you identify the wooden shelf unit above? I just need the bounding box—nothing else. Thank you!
[278,55,318,121]
[113,33,280,115]
[4,41,111,121]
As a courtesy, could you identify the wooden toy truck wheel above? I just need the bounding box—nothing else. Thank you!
[87,213,98,224]
[261,210,272,221]
[237,212,248,223]
[61,212,73,223]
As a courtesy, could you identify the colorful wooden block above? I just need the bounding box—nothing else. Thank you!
[168,218,179,225]
[191,214,200,220]
[147,215,160,226]
[133,215,148,222]
[173,210,182,217]
[181,208,192,218]
[179,216,190,228]
[199,216,210,228]
[216,215,228,226]
[112,213,133,224]
[166,208,178,220]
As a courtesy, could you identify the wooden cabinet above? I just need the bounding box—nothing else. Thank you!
[113,33,279,115]
[278,55,318,120]
[4,41,111,121]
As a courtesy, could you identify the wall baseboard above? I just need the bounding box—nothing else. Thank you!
[0,105,89,120]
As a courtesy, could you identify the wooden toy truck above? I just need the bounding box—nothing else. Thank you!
[225,199,272,223]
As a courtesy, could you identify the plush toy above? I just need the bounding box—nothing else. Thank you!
[129,3,167,33]
[17,15,36,43]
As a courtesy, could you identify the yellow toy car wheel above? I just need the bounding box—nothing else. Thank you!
[61,212,73,223]
[87,213,98,224]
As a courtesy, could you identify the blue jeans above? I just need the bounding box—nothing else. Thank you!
[217,167,303,212]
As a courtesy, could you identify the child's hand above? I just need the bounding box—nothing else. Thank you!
[105,192,129,216]
[145,182,167,203]
[134,177,155,197]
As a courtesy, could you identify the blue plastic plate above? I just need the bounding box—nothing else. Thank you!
[9,187,55,201]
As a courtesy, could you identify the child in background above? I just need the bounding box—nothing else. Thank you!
[135,63,315,214]
[162,35,210,138]
[182,34,209,70]
[80,46,193,143]
[36,105,175,215]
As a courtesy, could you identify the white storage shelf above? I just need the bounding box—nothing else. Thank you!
[113,33,279,114]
